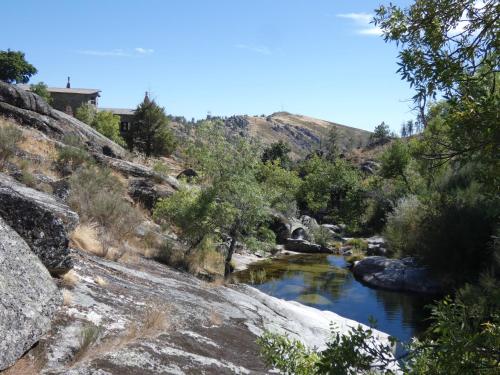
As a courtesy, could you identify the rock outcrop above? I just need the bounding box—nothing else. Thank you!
[352,256,442,294]
[25,250,393,374]
[0,172,78,274]
[0,217,62,371]
[128,178,175,210]
[93,154,180,190]
[285,238,332,254]
[0,82,127,158]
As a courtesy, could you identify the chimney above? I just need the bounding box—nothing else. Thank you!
[66,77,71,88]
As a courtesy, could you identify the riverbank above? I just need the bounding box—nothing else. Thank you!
[9,249,395,374]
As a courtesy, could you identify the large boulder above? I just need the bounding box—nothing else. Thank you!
[352,256,442,294]
[0,217,62,371]
[128,178,175,210]
[0,81,127,158]
[285,238,332,254]
[0,173,78,274]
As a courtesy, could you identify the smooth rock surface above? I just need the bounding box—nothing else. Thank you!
[0,172,78,273]
[29,250,394,374]
[353,256,442,294]
[0,217,62,371]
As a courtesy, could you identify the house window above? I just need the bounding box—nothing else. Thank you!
[120,121,129,131]
[89,99,97,105]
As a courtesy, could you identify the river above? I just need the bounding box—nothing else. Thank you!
[235,253,434,342]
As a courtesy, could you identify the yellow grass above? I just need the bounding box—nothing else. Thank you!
[61,270,79,288]
[94,276,108,287]
[62,290,73,306]
[70,224,102,256]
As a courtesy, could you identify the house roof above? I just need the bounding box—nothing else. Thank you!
[17,84,100,95]
[98,107,135,116]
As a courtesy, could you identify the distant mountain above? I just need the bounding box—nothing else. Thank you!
[222,112,372,159]
[170,112,372,160]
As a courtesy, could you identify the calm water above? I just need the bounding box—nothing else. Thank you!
[236,254,434,342]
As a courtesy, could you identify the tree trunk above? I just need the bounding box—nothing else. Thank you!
[224,236,237,279]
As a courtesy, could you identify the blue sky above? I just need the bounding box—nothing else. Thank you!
[1,0,415,132]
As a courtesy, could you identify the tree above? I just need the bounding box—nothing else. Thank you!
[154,121,270,277]
[30,82,52,103]
[374,0,500,165]
[379,140,411,190]
[369,122,391,145]
[129,94,177,156]
[321,126,340,161]
[297,155,364,229]
[75,103,125,146]
[262,140,292,168]
[0,50,37,83]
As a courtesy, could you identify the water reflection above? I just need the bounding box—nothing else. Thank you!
[236,254,434,342]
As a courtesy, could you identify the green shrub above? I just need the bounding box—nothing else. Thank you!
[346,238,368,252]
[56,146,91,172]
[311,226,334,248]
[0,124,23,168]
[68,166,140,242]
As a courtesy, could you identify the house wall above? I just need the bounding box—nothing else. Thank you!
[50,93,98,115]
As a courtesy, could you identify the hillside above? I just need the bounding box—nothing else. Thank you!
[225,112,371,159]
[171,112,372,160]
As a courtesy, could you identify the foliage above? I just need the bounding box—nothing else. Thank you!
[0,124,23,168]
[258,324,395,375]
[379,140,410,186]
[68,166,140,245]
[346,238,368,252]
[30,82,52,103]
[320,126,340,161]
[262,140,292,168]
[128,95,177,156]
[155,121,270,277]
[257,160,302,216]
[310,226,334,248]
[374,0,500,167]
[258,332,320,375]
[0,49,37,83]
[384,173,498,286]
[369,122,391,145]
[56,137,91,173]
[75,104,125,146]
[297,154,365,229]
[75,103,96,126]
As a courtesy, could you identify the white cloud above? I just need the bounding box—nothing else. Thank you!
[235,44,271,55]
[135,47,154,54]
[337,12,382,36]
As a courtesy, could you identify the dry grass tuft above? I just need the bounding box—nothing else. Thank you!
[70,224,102,256]
[209,310,223,326]
[61,270,79,288]
[94,276,108,287]
[69,306,170,367]
[62,290,73,306]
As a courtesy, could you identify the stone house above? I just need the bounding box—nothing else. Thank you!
[18,78,100,116]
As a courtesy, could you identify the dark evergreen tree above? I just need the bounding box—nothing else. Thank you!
[128,93,177,156]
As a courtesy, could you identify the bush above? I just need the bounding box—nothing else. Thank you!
[0,124,23,168]
[385,187,496,286]
[311,226,334,248]
[30,82,52,103]
[68,166,141,249]
[346,238,368,252]
[75,104,125,146]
